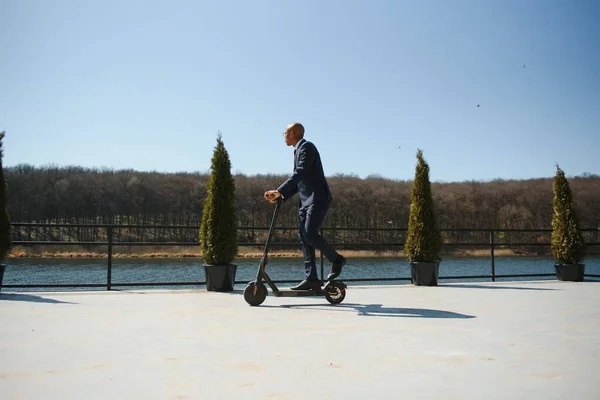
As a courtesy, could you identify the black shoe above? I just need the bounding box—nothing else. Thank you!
[326,255,346,281]
[290,279,322,291]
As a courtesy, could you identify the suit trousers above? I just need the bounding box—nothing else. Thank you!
[298,201,339,280]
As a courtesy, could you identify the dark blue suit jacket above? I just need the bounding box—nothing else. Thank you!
[278,138,332,209]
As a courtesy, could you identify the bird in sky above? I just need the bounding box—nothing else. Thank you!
[477,104,480,107]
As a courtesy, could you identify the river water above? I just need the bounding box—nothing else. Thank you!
[2,256,599,291]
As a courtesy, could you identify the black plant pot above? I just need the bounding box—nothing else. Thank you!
[410,262,439,286]
[0,264,5,292]
[204,264,237,291]
[554,263,585,282]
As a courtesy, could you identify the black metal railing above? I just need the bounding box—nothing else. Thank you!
[2,223,599,290]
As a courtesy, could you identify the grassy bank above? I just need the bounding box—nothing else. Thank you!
[7,245,535,259]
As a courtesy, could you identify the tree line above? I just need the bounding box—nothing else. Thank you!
[7,164,600,227]
[5,164,600,250]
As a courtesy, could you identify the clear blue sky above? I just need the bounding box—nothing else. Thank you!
[1,0,599,182]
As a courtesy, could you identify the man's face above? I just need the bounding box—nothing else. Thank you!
[283,126,294,146]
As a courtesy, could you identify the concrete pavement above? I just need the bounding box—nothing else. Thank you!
[1,280,599,399]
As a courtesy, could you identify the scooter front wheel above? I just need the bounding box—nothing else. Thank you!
[244,282,268,306]
[325,281,346,304]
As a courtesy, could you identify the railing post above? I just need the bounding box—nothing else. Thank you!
[107,225,113,290]
[489,230,496,282]
[320,227,324,283]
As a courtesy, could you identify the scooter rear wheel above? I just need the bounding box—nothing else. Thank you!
[244,282,267,306]
[325,281,346,304]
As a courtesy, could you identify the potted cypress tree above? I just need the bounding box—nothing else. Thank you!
[199,132,238,291]
[551,165,586,281]
[404,149,443,286]
[0,131,12,292]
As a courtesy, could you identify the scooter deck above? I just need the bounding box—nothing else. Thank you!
[270,281,346,297]
[271,288,329,297]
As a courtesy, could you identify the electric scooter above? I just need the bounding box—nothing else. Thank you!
[243,197,347,306]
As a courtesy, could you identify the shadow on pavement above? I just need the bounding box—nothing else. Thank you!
[0,293,78,304]
[278,303,476,319]
[437,283,557,291]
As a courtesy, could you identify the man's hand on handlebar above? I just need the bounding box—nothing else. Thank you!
[264,190,281,203]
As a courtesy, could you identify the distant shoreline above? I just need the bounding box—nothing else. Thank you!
[7,246,552,259]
